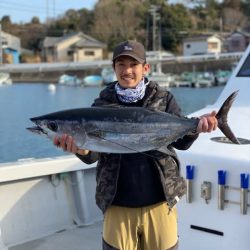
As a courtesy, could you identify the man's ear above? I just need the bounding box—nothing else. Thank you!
[144,63,150,75]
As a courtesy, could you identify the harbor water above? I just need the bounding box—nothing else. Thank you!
[0,83,224,164]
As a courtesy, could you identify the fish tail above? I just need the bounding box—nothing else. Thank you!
[216,91,240,144]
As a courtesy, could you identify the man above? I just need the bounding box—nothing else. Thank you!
[54,40,217,250]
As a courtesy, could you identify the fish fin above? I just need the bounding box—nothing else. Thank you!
[216,91,240,144]
[88,131,103,138]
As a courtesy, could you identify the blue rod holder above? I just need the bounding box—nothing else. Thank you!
[218,170,227,185]
[241,174,249,189]
[186,165,195,180]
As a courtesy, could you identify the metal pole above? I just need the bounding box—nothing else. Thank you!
[186,179,193,203]
[218,185,225,210]
[145,14,149,51]
[149,5,158,52]
[240,188,248,215]
[46,0,49,22]
[158,15,161,51]
[152,11,156,51]
[53,0,55,19]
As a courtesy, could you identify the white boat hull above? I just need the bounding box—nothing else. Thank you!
[177,44,250,249]
[0,73,12,85]
[0,156,102,249]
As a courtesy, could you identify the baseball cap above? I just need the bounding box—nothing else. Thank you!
[112,40,146,63]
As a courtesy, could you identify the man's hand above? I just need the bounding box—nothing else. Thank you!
[53,134,89,155]
[197,111,218,133]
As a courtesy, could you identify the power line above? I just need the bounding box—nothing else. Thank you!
[0,4,48,16]
[0,0,83,22]
[0,0,66,13]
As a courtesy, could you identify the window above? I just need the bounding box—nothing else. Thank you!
[2,40,7,46]
[237,52,250,77]
[208,42,218,49]
[84,50,95,56]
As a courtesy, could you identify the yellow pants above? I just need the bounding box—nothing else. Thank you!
[103,202,178,250]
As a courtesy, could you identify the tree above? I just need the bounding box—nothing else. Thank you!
[78,9,94,34]
[1,15,12,30]
[160,4,193,52]
[240,0,250,20]
[91,0,147,50]
[223,0,241,10]
[222,7,248,32]
[46,8,94,36]
[31,17,40,24]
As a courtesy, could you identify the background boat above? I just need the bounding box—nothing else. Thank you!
[0,73,12,85]
[58,74,81,86]
[214,70,232,86]
[82,75,103,87]
[148,72,175,88]
[101,67,116,85]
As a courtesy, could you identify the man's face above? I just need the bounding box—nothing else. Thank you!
[113,56,150,88]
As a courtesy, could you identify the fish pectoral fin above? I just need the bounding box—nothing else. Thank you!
[88,131,103,138]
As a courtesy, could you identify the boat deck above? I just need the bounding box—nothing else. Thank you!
[10,221,103,250]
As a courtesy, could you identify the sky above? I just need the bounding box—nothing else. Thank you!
[0,0,98,24]
[0,0,224,24]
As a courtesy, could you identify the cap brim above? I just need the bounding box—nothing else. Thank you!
[113,53,145,63]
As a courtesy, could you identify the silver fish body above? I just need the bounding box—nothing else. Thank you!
[27,91,240,154]
[28,107,199,153]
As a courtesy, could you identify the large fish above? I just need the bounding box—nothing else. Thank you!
[27,91,240,154]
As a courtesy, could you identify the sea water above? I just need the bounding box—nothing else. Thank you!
[0,83,223,164]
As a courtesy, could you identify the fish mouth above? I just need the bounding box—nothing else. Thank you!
[26,126,47,136]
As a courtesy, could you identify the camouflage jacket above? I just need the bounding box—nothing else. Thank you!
[77,80,198,213]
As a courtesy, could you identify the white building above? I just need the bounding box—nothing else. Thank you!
[0,31,21,63]
[1,31,21,52]
[183,35,222,56]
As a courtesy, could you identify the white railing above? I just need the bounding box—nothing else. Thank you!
[0,52,243,73]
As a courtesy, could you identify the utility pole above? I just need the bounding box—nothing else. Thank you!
[146,14,150,51]
[53,0,56,19]
[0,24,2,65]
[149,5,157,51]
[46,0,49,22]
[158,15,162,52]
[149,5,162,75]
[149,5,161,51]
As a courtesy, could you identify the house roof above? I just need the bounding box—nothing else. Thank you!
[1,31,21,51]
[1,31,20,40]
[183,34,220,42]
[71,39,105,49]
[227,30,250,38]
[43,32,105,49]
[43,37,61,47]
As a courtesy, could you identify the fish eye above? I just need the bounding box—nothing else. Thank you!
[47,121,58,132]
